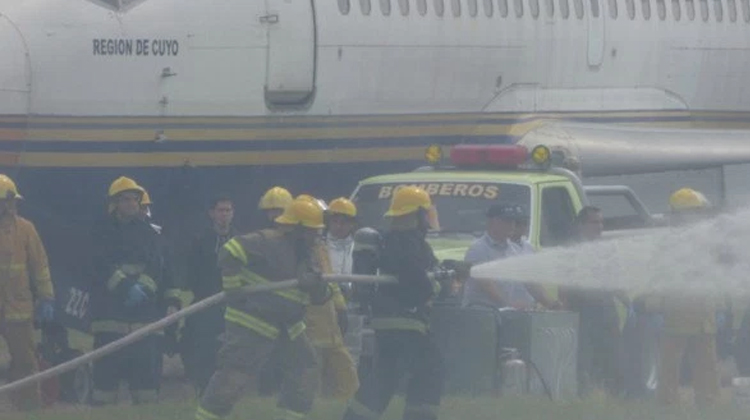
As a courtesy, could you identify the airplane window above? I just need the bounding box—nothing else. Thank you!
[642,0,651,19]
[672,0,681,19]
[435,0,446,15]
[686,0,696,18]
[657,0,666,18]
[417,0,428,14]
[546,0,556,16]
[609,0,618,17]
[591,0,601,16]
[531,0,541,17]
[499,0,510,15]
[728,0,737,21]
[714,0,723,20]
[469,0,479,16]
[515,0,525,16]
[626,0,636,17]
[399,0,409,15]
[743,0,750,21]
[574,0,585,17]
[484,0,495,15]
[700,0,709,21]
[361,0,373,14]
[452,0,462,15]
[339,0,352,14]
[381,0,392,15]
[561,0,571,17]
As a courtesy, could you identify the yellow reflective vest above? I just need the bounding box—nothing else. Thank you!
[0,215,54,322]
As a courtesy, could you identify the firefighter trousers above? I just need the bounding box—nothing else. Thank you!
[314,344,360,400]
[657,333,720,406]
[91,332,162,405]
[342,330,444,420]
[196,322,318,420]
[0,321,41,410]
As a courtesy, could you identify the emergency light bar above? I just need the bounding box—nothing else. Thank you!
[449,144,529,167]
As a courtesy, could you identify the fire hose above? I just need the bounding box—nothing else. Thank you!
[0,273,405,396]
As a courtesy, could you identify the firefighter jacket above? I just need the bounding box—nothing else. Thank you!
[89,214,168,334]
[370,229,440,334]
[0,215,54,322]
[305,241,346,348]
[220,228,330,342]
[184,226,237,329]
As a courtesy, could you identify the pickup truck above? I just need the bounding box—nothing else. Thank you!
[347,143,663,398]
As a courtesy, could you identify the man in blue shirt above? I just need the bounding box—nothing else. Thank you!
[462,204,535,310]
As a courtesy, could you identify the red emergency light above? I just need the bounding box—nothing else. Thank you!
[449,144,529,167]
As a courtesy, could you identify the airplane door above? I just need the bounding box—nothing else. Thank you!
[264,0,316,107]
[587,0,605,67]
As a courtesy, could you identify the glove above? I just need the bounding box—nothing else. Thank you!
[632,297,647,315]
[35,299,55,323]
[124,283,149,307]
[336,309,349,336]
[441,260,472,281]
[298,271,330,304]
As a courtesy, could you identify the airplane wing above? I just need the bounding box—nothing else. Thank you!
[516,122,750,177]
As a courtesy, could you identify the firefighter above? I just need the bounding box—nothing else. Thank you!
[196,196,332,420]
[0,174,55,410]
[89,176,178,405]
[181,194,237,396]
[256,186,294,395]
[635,188,722,406]
[342,186,444,420]
[301,197,359,399]
[258,186,293,226]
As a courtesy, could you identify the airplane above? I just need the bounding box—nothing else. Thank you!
[2,0,750,335]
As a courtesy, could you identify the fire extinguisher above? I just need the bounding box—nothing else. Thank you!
[499,348,527,397]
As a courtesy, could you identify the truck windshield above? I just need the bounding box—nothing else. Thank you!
[352,181,531,234]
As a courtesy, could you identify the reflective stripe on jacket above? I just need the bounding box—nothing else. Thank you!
[0,215,54,321]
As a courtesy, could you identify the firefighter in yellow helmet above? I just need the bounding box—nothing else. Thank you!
[343,186,446,420]
[0,174,54,410]
[258,186,293,225]
[196,197,332,420]
[89,176,177,405]
[294,197,360,399]
[635,188,722,406]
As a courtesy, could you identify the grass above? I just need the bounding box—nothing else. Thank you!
[5,395,750,420]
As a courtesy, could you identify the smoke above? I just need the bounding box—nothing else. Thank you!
[470,207,750,298]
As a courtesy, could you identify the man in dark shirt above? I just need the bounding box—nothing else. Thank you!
[559,206,627,397]
[180,195,236,396]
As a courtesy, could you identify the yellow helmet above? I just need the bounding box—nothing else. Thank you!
[296,194,327,211]
[259,186,293,210]
[109,176,143,198]
[328,197,357,218]
[669,188,711,211]
[275,197,325,229]
[0,174,22,200]
[385,186,432,217]
[140,189,152,206]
